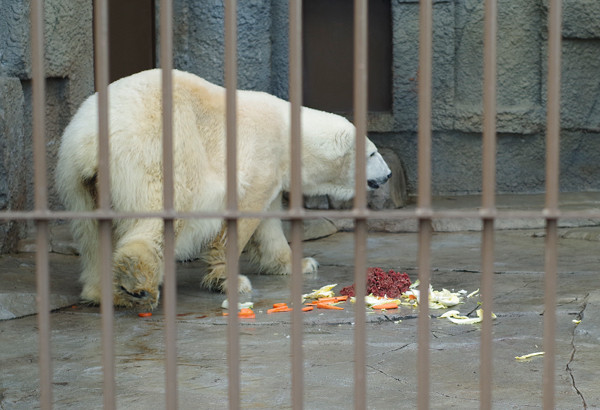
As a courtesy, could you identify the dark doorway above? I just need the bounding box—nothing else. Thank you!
[303,0,393,114]
[94,0,156,85]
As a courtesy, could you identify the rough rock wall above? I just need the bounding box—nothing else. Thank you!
[0,0,94,252]
[172,0,600,196]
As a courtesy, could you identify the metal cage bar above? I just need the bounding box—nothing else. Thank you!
[417,0,433,408]
[93,1,117,409]
[30,1,52,409]
[353,0,368,408]
[543,0,563,408]
[159,0,178,408]
[224,1,241,408]
[289,0,305,408]
[480,0,498,408]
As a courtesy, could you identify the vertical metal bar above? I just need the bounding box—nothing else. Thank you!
[160,0,177,408]
[417,0,433,408]
[479,220,494,409]
[224,1,240,408]
[30,1,52,408]
[480,0,497,408]
[289,0,304,408]
[353,0,368,408]
[543,0,562,408]
[94,0,115,408]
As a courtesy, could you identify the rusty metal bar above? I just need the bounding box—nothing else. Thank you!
[93,0,116,408]
[224,1,240,408]
[417,0,433,408]
[289,0,304,408]
[3,208,600,222]
[30,1,52,408]
[480,0,497,408]
[543,0,562,408]
[479,219,495,409]
[353,0,368,408]
[159,0,177,408]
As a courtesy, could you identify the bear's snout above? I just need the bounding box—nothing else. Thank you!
[366,151,392,190]
[367,171,392,189]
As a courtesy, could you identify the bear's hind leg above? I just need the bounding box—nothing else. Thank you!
[246,218,319,275]
[71,219,103,305]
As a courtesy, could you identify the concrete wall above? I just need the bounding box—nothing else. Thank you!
[0,0,94,251]
[171,0,600,196]
[1,0,599,249]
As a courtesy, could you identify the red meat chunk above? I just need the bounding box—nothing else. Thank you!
[340,268,411,298]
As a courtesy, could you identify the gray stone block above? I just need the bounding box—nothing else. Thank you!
[454,0,544,134]
[172,0,272,91]
[0,1,29,77]
[559,41,600,131]
[562,0,600,39]
[0,77,27,253]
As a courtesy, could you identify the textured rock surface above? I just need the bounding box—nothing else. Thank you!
[0,0,94,250]
[171,0,600,197]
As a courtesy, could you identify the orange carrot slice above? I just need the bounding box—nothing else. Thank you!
[267,306,293,314]
[238,308,256,318]
[372,302,399,310]
[138,312,152,317]
[317,296,348,303]
[316,302,344,310]
[273,303,288,308]
[301,306,314,312]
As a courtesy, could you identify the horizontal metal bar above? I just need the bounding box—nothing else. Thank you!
[1,209,598,222]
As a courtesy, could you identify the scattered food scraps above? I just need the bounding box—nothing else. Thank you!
[221,300,254,310]
[267,303,315,314]
[439,308,496,325]
[138,312,152,318]
[340,268,411,298]
[515,352,544,361]
[302,284,337,301]
[405,280,465,309]
[466,288,480,298]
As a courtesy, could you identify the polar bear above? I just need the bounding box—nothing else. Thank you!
[55,69,391,309]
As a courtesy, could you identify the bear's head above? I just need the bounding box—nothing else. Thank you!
[298,107,391,201]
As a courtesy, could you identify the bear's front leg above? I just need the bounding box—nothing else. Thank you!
[200,219,261,293]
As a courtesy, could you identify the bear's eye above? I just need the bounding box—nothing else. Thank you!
[369,152,376,158]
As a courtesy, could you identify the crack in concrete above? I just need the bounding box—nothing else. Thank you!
[366,364,406,384]
[566,293,589,409]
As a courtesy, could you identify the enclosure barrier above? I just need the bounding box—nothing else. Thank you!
[8,0,569,408]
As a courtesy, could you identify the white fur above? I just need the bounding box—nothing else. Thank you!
[55,69,391,308]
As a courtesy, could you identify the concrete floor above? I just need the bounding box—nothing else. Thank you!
[1,201,600,408]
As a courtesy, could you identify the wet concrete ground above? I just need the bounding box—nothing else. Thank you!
[3,192,600,408]
[1,223,599,409]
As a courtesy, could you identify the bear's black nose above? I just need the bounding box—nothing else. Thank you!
[121,286,149,299]
[387,172,392,180]
[133,290,149,299]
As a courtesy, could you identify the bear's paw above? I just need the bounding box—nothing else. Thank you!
[302,257,319,274]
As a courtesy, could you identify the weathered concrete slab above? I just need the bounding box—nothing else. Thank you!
[1,227,599,408]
